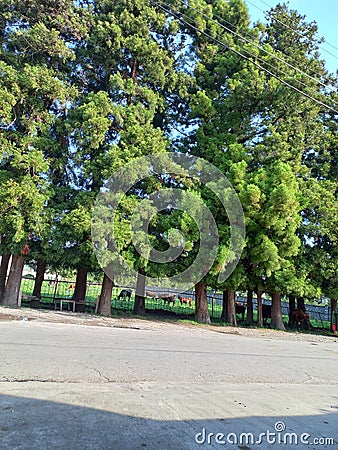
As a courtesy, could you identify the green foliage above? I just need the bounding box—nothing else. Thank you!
[1,0,337,309]
[0,2,78,256]
[178,0,337,304]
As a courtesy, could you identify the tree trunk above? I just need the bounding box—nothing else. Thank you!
[0,254,11,303]
[32,259,46,298]
[195,280,211,324]
[134,269,146,315]
[221,290,228,322]
[72,267,88,312]
[97,273,113,317]
[227,289,237,326]
[288,294,296,327]
[256,289,263,327]
[2,255,24,307]
[246,289,254,325]
[297,297,306,313]
[271,292,286,331]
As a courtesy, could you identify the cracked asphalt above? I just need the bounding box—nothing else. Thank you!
[0,312,337,449]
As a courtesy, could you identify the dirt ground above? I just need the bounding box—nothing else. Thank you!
[0,305,336,344]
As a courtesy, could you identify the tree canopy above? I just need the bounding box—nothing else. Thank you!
[0,0,337,328]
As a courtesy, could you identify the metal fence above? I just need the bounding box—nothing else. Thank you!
[20,276,332,326]
[204,292,331,324]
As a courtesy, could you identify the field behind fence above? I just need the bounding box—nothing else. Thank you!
[20,275,332,329]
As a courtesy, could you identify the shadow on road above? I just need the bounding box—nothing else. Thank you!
[0,393,337,450]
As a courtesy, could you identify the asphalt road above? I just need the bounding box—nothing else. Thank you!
[0,320,337,450]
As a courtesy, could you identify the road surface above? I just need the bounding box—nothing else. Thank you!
[0,316,337,449]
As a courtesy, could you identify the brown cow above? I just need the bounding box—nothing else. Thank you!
[161,293,176,306]
[163,297,176,306]
[292,308,311,330]
[146,292,176,306]
[178,296,192,307]
[146,291,157,298]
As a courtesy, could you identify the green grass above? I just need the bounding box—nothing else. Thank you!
[19,278,331,331]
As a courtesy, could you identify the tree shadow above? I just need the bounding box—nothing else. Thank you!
[0,393,337,449]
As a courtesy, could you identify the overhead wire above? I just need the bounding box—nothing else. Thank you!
[256,0,338,53]
[150,0,338,115]
[162,0,338,93]
[246,0,338,60]
[192,0,337,91]
[175,0,335,92]
[151,0,338,114]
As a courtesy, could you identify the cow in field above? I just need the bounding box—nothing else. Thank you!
[292,308,311,330]
[178,296,193,307]
[235,301,246,321]
[262,304,272,325]
[118,289,132,300]
[159,293,176,306]
[146,291,176,306]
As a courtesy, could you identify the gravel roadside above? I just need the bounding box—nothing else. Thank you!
[1,305,336,344]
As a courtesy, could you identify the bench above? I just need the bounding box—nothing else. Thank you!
[20,293,40,309]
[54,298,76,313]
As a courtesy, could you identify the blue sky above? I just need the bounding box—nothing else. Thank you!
[246,0,338,74]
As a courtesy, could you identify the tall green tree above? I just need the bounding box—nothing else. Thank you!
[0,0,83,305]
[65,0,190,315]
[177,0,335,329]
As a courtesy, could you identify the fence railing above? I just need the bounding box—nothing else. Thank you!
[20,276,331,326]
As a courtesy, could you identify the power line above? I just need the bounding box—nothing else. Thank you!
[175,0,335,92]
[154,0,338,111]
[163,0,337,91]
[247,0,338,60]
[173,0,328,94]
[249,0,338,56]
[256,0,338,53]
[151,0,338,115]
[196,0,337,91]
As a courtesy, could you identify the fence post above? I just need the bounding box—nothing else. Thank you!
[53,278,59,303]
[18,290,22,308]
